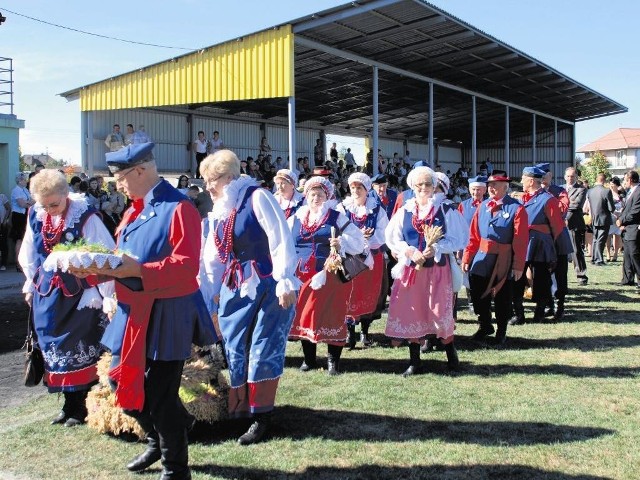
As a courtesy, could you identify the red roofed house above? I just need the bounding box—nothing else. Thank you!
[577,128,640,177]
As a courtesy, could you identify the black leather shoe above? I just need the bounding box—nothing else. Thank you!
[577,277,588,286]
[238,419,269,445]
[471,325,495,341]
[299,361,316,372]
[51,411,68,425]
[159,469,192,480]
[360,333,373,347]
[494,333,507,346]
[127,447,161,472]
[508,314,525,326]
[127,432,161,472]
[64,417,84,427]
[402,364,421,377]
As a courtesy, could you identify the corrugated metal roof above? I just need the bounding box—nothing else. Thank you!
[287,0,625,140]
[60,0,626,146]
[63,26,294,111]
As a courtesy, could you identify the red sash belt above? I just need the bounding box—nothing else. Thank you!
[529,224,551,234]
[478,238,512,299]
[109,277,199,411]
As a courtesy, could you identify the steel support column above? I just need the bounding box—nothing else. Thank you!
[288,96,296,170]
[553,120,558,184]
[505,106,510,178]
[532,114,537,164]
[373,66,379,170]
[428,82,434,166]
[472,95,477,176]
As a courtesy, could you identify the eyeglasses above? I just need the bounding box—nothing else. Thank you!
[115,167,137,184]
[414,182,433,188]
[41,199,65,211]
[204,174,227,187]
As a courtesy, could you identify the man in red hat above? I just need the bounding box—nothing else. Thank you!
[462,170,528,344]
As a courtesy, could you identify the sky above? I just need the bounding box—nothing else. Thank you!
[1,0,638,165]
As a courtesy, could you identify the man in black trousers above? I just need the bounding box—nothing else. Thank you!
[586,173,615,266]
[617,170,640,287]
[563,167,588,285]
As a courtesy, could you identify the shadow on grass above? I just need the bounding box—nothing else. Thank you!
[486,334,640,352]
[190,405,613,447]
[192,464,612,480]
[325,356,640,378]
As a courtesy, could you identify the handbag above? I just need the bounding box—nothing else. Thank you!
[330,226,369,283]
[337,252,369,283]
[23,310,45,387]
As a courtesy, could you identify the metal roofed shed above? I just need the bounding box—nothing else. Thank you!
[59,0,626,181]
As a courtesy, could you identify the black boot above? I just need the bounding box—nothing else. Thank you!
[444,341,460,371]
[63,390,88,427]
[494,322,507,346]
[553,297,565,322]
[544,298,555,317]
[158,429,191,480]
[360,319,373,347]
[238,412,271,446]
[127,431,161,472]
[532,302,546,323]
[346,323,357,350]
[471,315,495,341]
[327,344,343,376]
[402,343,421,377]
[508,299,526,325]
[299,340,317,372]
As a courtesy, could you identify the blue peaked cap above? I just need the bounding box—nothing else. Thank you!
[106,142,155,174]
[522,166,546,178]
[468,175,488,185]
[371,173,388,184]
[412,160,429,169]
[534,162,551,173]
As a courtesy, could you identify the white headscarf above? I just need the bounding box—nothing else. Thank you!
[347,172,372,191]
[434,172,450,192]
[275,168,298,186]
[406,166,436,189]
[303,176,334,199]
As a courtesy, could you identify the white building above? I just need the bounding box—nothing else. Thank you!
[577,128,640,177]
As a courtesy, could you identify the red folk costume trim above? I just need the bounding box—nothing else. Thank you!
[45,364,98,388]
[349,210,368,228]
[299,208,331,240]
[41,198,70,254]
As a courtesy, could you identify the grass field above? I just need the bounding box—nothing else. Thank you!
[1,261,638,480]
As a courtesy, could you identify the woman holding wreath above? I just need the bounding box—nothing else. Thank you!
[385,166,468,375]
[18,169,115,426]
[199,150,300,445]
[288,176,366,375]
[337,172,389,348]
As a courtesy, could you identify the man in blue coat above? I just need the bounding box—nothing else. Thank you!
[89,143,217,480]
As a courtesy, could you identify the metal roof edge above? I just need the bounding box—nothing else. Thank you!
[411,0,627,114]
[57,23,295,100]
